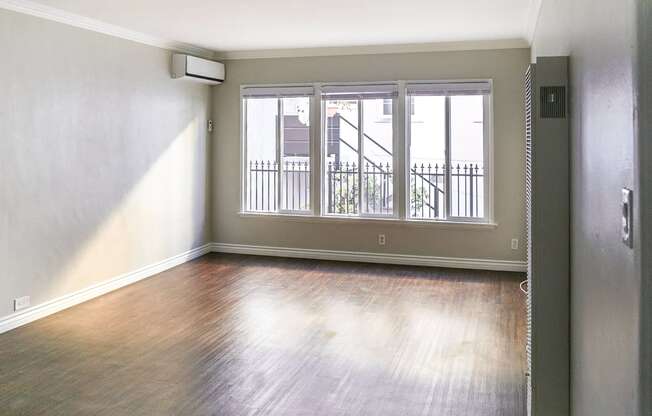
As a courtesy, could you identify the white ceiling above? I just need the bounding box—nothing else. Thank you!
[25,0,538,53]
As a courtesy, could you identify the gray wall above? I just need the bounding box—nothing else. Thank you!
[0,9,212,320]
[636,1,652,414]
[532,0,644,415]
[212,49,529,262]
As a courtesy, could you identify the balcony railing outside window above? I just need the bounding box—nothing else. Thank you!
[409,163,484,219]
[247,160,310,212]
[247,159,483,218]
[325,161,393,215]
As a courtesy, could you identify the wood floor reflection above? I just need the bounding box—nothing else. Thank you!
[0,253,526,416]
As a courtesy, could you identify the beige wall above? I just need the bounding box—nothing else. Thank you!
[0,9,212,319]
[211,48,529,262]
[0,10,528,325]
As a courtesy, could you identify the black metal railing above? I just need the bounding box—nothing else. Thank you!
[338,115,393,157]
[450,163,483,218]
[410,163,484,219]
[247,159,483,217]
[247,160,310,211]
[410,163,445,219]
[326,161,393,215]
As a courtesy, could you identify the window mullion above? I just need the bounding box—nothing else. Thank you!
[242,98,248,212]
[397,82,406,220]
[445,95,452,219]
[318,93,326,215]
[357,99,364,216]
[484,93,492,222]
[312,95,321,216]
[277,98,283,212]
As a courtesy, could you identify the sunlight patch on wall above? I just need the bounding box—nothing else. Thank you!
[49,117,205,308]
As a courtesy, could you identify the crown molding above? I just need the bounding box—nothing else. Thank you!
[0,0,216,58]
[525,0,544,45]
[1,0,533,60]
[215,38,530,60]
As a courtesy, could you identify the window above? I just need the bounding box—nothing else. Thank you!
[241,80,492,224]
[382,98,392,115]
[383,97,414,116]
[242,86,314,213]
[322,85,397,217]
[406,81,490,221]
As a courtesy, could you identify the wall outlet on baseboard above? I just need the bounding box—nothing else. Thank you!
[378,234,386,246]
[511,238,519,250]
[14,296,30,311]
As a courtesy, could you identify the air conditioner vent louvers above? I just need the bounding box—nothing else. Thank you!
[540,86,566,118]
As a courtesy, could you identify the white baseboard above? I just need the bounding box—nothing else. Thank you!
[211,243,527,273]
[0,243,212,334]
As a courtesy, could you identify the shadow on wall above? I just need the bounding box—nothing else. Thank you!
[51,117,208,298]
[3,110,208,318]
[0,8,211,318]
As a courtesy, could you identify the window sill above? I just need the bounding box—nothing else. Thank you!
[238,212,498,230]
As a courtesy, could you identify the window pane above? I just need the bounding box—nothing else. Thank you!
[450,95,484,218]
[281,97,311,211]
[382,98,392,115]
[324,100,359,215]
[409,96,446,219]
[362,99,393,216]
[246,98,278,212]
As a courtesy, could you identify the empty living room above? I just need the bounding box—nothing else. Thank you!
[1,0,650,415]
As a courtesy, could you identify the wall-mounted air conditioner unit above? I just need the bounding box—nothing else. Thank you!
[172,54,224,85]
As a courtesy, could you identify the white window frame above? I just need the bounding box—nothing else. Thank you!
[239,80,494,225]
[385,97,415,116]
[240,85,316,215]
[319,82,400,219]
[382,98,393,116]
[404,80,494,223]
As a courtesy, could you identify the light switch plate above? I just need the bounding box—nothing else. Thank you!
[622,188,633,248]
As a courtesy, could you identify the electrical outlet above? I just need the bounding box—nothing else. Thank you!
[14,296,30,311]
[511,238,519,250]
[378,234,386,246]
[207,120,213,132]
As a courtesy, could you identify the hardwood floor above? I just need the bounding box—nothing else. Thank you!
[0,254,526,416]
